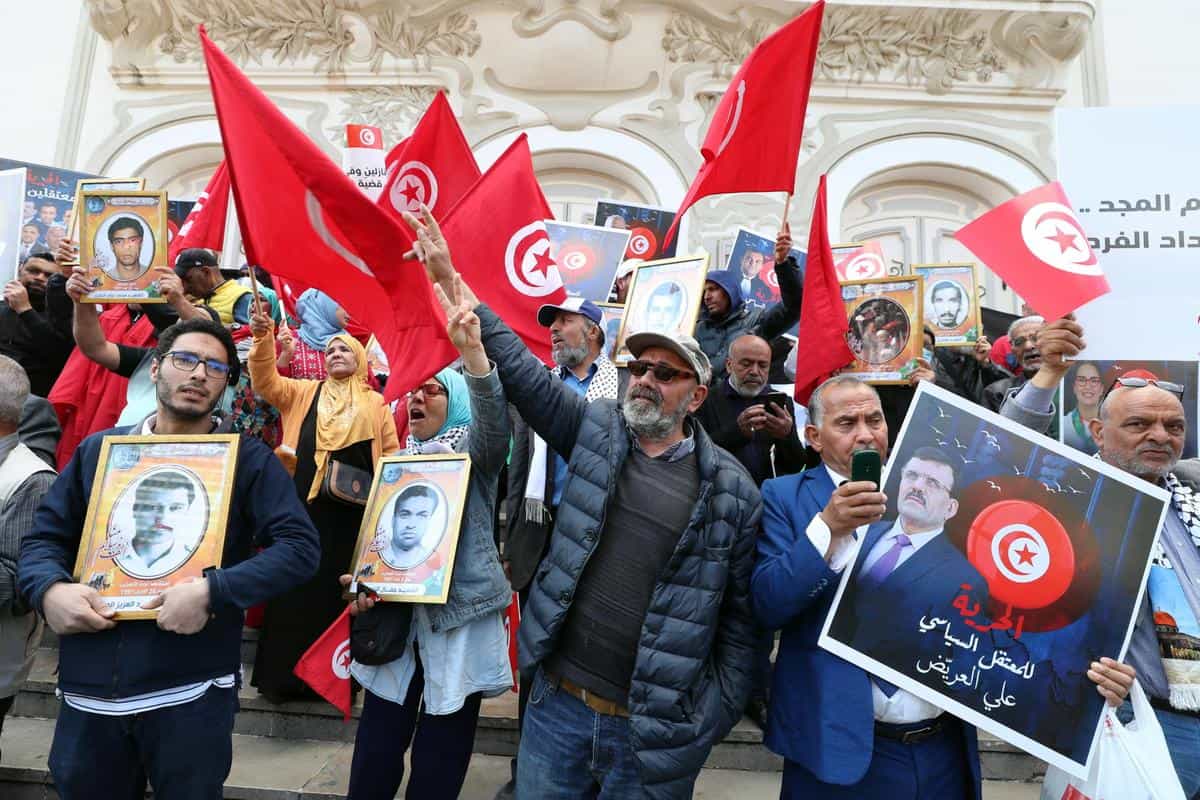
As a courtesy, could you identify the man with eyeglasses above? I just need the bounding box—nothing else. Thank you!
[754,373,1134,800]
[403,207,761,799]
[18,316,320,800]
[982,315,1060,438]
[1001,316,1200,797]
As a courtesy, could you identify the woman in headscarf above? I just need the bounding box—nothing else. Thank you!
[246,307,400,702]
[339,353,512,798]
[281,288,349,381]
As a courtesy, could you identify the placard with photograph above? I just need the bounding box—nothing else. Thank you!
[1060,360,1199,458]
[724,227,779,307]
[595,200,679,261]
[840,276,924,384]
[914,263,981,347]
[348,454,472,604]
[67,177,147,245]
[595,302,625,363]
[833,241,889,281]
[818,381,1168,779]
[546,221,631,303]
[611,254,707,366]
[0,158,96,256]
[0,168,26,279]
[79,190,170,303]
[72,434,239,619]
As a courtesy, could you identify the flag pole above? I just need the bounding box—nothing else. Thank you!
[782,192,792,228]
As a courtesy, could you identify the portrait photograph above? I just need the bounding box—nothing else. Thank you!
[72,434,239,619]
[819,382,1169,780]
[69,177,146,243]
[546,221,631,303]
[348,454,472,604]
[79,189,169,304]
[724,227,778,307]
[832,240,889,281]
[612,254,707,366]
[840,276,924,384]
[1059,360,1199,458]
[594,200,679,261]
[914,263,981,346]
[596,302,625,363]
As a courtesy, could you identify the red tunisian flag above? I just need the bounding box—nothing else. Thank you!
[664,0,824,247]
[440,135,564,365]
[200,27,456,399]
[793,175,853,404]
[954,181,1110,320]
[168,161,230,265]
[293,606,353,720]
[378,92,480,222]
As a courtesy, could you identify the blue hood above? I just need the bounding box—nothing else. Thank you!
[704,269,744,316]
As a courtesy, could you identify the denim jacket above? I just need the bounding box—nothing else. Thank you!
[423,367,512,633]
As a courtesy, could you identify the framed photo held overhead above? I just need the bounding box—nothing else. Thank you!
[595,302,625,363]
[840,276,924,384]
[72,434,240,620]
[347,454,472,604]
[545,220,631,303]
[79,190,170,303]
[914,263,981,347]
[818,381,1168,780]
[67,177,146,245]
[594,200,679,261]
[724,227,779,307]
[611,254,708,366]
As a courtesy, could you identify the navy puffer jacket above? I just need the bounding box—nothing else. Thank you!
[478,305,761,799]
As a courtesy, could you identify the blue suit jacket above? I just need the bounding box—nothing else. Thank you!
[752,467,983,796]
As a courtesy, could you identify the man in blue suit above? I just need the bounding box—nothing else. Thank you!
[753,374,1135,799]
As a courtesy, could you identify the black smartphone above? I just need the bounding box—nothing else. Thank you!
[760,392,793,416]
[850,449,882,488]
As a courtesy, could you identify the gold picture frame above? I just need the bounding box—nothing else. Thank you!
[611,253,708,366]
[347,453,473,604]
[79,189,169,304]
[840,275,925,385]
[66,177,146,247]
[72,434,240,620]
[913,263,982,347]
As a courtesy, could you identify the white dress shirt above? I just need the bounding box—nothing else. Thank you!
[804,465,944,724]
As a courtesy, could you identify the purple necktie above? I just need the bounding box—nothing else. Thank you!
[861,533,911,588]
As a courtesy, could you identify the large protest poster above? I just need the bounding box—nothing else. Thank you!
[545,221,630,303]
[0,158,96,251]
[1057,107,1200,360]
[819,381,1168,778]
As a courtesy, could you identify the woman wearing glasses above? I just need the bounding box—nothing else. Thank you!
[246,309,399,703]
[1064,362,1103,455]
[339,346,512,799]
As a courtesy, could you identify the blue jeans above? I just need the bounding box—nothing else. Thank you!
[47,685,238,800]
[515,668,645,799]
[1121,702,1200,799]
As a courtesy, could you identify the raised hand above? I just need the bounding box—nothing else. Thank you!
[433,274,482,352]
[774,222,793,264]
[65,265,92,303]
[401,204,455,292]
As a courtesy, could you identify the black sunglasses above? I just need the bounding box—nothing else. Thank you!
[627,360,697,383]
[1102,376,1185,403]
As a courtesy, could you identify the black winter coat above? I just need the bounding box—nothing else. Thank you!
[478,305,762,799]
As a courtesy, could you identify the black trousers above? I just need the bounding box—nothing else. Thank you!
[347,646,484,800]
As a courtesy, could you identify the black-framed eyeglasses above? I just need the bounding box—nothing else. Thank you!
[163,350,231,380]
[627,360,697,383]
[1103,376,1185,402]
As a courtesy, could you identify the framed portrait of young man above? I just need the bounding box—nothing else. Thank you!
[840,276,924,384]
[79,189,169,304]
[67,177,146,249]
[72,434,239,620]
[914,263,981,347]
[611,254,708,366]
[595,302,625,363]
[347,454,472,604]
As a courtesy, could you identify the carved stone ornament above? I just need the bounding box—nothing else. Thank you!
[513,0,632,42]
[331,85,440,145]
[86,0,482,73]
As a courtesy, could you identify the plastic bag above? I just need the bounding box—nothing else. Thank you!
[1040,682,1186,800]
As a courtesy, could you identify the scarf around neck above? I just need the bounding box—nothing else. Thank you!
[404,367,471,454]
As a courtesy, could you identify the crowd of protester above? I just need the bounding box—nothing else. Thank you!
[0,220,1190,800]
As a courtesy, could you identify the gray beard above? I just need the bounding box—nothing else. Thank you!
[730,373,763,398]
[625,386,694,440]
[553,342,589,369]
[1104,447,1178,483]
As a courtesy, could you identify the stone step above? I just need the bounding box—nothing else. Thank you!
[18,644,1048,782]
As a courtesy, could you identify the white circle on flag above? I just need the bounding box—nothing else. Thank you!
[505,222,562,297]
[1019,202,1101,276]
[331,639,352,679]
[845,252,886,280]
[990,523,1051,583]
[358,128,377,147]
[390,161,440,214]
[629,233,651,256]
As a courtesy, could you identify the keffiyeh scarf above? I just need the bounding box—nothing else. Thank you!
[523,354,620,523]
[1148,473,1200,710]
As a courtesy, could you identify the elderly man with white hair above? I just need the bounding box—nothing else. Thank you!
[982,314,1059,438]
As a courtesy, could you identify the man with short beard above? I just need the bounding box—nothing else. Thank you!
[18,317,319,800]
[983,315,1060,438]
[405,207,761,799]
[0,253,72,397]
[1002,317,1200,794]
